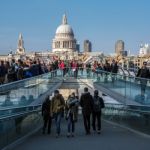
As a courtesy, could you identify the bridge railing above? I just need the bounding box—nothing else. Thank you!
[0,107,42,150]
[57,67,150,105]
[0,67,150,111]
[91,69,150,105]
[0,104,41,118]
[0,70,63,109]
[103,103,150,135]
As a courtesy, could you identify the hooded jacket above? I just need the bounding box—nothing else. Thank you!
[80,92,93,115]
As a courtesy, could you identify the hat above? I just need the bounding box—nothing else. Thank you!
[84,87,88,92]
[70,95,74,98]
[54,90,59,94]
[94,90,99,95]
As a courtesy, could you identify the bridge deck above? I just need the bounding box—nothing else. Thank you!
[12,119,150,150]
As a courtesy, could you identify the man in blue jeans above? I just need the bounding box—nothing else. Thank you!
[51,90,65,138]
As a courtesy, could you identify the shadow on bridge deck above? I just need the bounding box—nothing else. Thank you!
[12,118,150,150]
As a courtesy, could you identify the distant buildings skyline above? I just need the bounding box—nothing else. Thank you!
[0,0,150,55]
[115,40,124,54]
[1,30,149,56]
[1,31,150,57]
[84,40,92,53]
[139,43,150,56]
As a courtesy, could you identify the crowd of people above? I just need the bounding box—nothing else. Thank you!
[42,87,105,138]
[0,58,119,85]
[0,59,49,84]
[1,57,150,87]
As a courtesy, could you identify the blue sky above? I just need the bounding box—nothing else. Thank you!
[0,0,150,55]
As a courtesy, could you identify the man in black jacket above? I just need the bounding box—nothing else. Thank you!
[92,90,105,134]
[110,60,118,83]
[136,62,150,95]
[80,87,93,135]
[42,95,52,134]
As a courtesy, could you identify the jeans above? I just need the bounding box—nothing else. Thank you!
[67,113,75,133]
[92,111,101,131]
[83,112,91,134]
[74,70,78,78]
[140,79,147,95]
[54,112,62,135]
[43,116,52,134]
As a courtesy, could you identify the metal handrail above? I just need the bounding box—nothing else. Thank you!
[0,109,41,121]
[104,103,150,114]
[0,69,58,88]
[0,67,149,89]
[0,104,41,111]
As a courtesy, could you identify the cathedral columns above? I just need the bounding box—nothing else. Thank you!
[69,41,70,48]
[67,41,69,48]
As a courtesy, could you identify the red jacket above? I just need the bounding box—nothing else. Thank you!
[59,62,65,70]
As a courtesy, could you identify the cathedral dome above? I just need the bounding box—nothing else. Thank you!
[52,14,77,54]
[56,24,74,35]
[55,14,74,36]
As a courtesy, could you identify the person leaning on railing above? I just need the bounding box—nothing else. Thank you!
[17,60,24,80]
[103,61,111,82]
[110,60,118,83]
[136,62,150,95]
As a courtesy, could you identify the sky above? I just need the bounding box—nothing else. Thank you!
[0,0,150,55]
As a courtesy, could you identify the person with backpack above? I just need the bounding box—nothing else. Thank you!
[42,95,52,134]
[92,90,105,134]
[80,87,93,135]
[51,90,65,138]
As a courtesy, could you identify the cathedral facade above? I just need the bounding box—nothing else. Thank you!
[52,14,77,55]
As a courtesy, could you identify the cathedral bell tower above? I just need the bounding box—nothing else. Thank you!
[16,33,25,55]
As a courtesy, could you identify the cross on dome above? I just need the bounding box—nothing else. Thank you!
[19,33,23,39]
[62,14,67,25]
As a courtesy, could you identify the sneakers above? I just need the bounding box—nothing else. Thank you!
[47,131,51,134]
[56,134,60,138]
[67,133,74,138]
[86,131,91,135]
[67,133,71,138]
[97,130,101,134]
[71,133,74,137]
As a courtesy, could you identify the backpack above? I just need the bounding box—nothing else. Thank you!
[93,96,104,112]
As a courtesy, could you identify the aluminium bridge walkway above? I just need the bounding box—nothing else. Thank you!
[11,118,150,150]
[0,69,150,150]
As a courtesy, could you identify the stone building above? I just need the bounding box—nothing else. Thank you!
[52,14,77,55]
